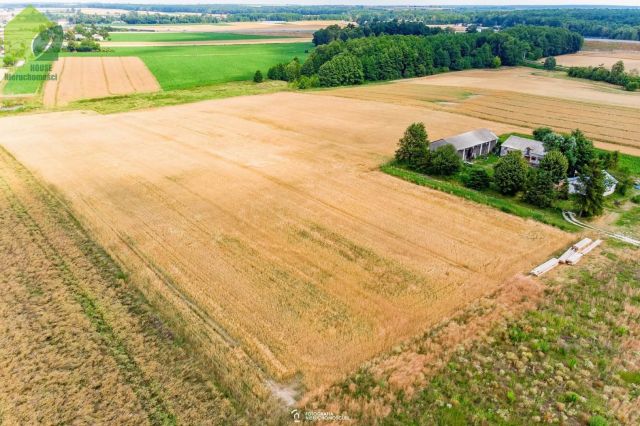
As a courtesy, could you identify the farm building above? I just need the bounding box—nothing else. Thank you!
[567,170,618,196]
[430,128,498,162]
[500,135,546,166]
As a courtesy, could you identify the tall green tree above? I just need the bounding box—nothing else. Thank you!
[576,159,605,217]
[318,53,364,87]
[494,151,528,195]
[395,122,429,169]
[571,129,595,172]
[523,169,556,208]
[539,150,568,183]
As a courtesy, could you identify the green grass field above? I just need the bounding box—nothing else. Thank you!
[108,32,282,42]
[61,43,312,90]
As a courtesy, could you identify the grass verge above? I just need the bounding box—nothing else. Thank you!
[59,80,290,114]
[383,251,639,425]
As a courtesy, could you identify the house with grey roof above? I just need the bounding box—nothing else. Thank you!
[429,128,498,162]
[500,135,546,166]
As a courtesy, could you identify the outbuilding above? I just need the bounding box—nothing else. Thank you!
[567,170,618,197]
[500,135,546,166]
[429,128,498,162]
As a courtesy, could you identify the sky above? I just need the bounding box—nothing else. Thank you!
[2,0,639,6]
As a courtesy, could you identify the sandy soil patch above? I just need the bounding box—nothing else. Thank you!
[43,57,160,107]
[0,92,571,394]
[101,37,311,48]
[554,51,640,73]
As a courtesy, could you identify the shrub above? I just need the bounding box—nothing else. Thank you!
[267,63,286,81]
[625,81,639,92]
[428,145,462,176]
[631,195,640,204]
[463,168,491,190]
[543,56,557,70]
[253,70,263,83]
[588,415,608,426]
[296,75,320,89]
[494,151,528,195]
[491,56,502,68]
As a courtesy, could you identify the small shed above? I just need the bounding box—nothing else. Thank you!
[500,135,546,166]
[567,170,618,197]
[430,128,498,162]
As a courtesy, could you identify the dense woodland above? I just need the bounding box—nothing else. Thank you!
[296,26,582,87]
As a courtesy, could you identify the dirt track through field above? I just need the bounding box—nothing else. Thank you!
[44,57,160,107]
[0,92,571,392]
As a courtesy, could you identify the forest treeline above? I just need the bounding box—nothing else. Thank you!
[568,61,640,91]
[312,21,443,46]
[294,26,582,87]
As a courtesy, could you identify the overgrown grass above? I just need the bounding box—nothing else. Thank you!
[60,80,290,114]
[615,207,640,228]
[383,255,639,425]
[595,148,640,176]
[381,161,577,231]
[61,43,312,90]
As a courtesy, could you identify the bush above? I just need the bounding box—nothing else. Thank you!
[296,75,320,89]
[267,63,286,81]
[625,81,639,92]
[428,145,462,176]
[631,195,640,204]
[491,56,502,68]
[253,70,263,83]
[463,168,491,190]
[543,56,557,70]
[588,416,608,426]
[494,151,528,195]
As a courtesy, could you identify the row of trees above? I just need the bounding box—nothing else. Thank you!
[394,123,618,217]
[312,21,443,46]
[300,26,582,87]
[568,61,639,92]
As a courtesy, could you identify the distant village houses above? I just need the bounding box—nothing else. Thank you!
[429,128,498,162]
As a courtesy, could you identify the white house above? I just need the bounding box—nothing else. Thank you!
[568,171,618,197]
[500,135,546,166]
[92,34,104,41]
[74,33,85,41]
[429,128,498,162]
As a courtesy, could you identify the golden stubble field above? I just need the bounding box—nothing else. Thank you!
[554,51,640,73]
[0,90,572,399]
[43,57,160,107]
[323,67,640,155]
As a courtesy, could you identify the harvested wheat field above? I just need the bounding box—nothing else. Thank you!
[0,92,572,400]
[43,57,160,107]
[0,146,243,424]
[554,51,640,73]
[321,68,640,156]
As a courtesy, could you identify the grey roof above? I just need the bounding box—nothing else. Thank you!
[430,128,497,151]
[502,135,545,156]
